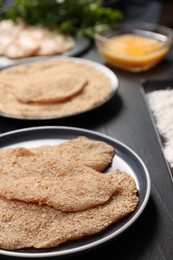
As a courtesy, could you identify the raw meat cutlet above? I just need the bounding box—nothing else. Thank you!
[0,20,75,59]
[0,136,116,211]
[14,74,87,104]
[0,136,115,173]
[0,162,121,212]
[31,136,115,172]
[0,170,138,250]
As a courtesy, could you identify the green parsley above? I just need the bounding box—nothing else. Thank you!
[1,0,123,37]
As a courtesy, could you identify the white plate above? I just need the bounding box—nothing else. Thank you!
[0,126,151,258]
[0,57,119,120]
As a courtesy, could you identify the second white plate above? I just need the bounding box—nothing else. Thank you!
[0,57,119,120]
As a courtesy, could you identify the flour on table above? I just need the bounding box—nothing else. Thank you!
[147,89,173,168]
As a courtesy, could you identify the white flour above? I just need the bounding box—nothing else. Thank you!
[147,89,173,168]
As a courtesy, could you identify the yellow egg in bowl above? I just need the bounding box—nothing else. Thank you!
[95,22,173,72]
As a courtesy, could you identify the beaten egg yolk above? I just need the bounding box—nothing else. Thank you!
[99,34,169,71]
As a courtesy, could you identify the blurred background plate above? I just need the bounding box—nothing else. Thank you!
[0,36,91,69]
[0,57,119,121]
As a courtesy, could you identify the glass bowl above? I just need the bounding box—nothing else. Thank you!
[94,22,173,72]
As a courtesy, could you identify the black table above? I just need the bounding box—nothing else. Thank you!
[1,45,173,260]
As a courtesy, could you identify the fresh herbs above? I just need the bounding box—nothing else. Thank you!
[1,0,123,37]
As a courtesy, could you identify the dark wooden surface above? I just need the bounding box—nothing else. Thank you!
[1,45,173,260]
